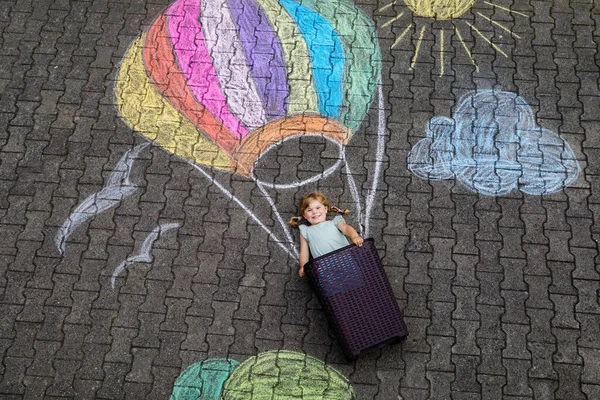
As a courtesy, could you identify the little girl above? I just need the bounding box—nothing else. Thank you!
[289,192,363,277]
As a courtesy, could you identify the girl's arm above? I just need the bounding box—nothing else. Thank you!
[337,220,364,247]
[298,234,310,277]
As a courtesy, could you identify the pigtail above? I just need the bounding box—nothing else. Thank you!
[329,206,350,215]
[288,216,303,228]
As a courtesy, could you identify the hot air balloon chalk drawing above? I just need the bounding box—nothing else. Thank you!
[115,0,386,259]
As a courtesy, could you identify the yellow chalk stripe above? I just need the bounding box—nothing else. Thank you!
[410,26,426,70]
[377,1,396,12]
[115,35,231,171]
[439,28,444,76]
[455,26,479,72]
[381,12,404,28]
[391,24,413,48]
[255,0,319,115]
[466,22,508,57]
[477,12,521,39]
[484,1,529,18]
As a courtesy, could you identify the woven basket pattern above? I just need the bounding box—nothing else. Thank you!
[305,239,408,359]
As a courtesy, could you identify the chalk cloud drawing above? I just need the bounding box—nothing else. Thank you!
[378,0,529,75]
[170,350,354,400]
[111,222,180,288]
[55,143,148,254]
[407,90,580,196]
[114,0,388,259]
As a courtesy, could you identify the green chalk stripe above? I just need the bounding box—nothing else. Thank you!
[170,358,240,400]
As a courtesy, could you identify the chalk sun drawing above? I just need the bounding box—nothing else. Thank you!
[55,143,148,254]
[378,0,529,76]
[170,351,354,400]
[111,222,180,288]
[407,90,580,196]
[115,0,388,258]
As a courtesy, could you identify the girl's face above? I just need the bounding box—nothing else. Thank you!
[303,199,328,225]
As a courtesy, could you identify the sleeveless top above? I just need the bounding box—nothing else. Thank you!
[299,215,350,258]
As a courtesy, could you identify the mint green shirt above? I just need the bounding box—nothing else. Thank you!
[299,215,351,258]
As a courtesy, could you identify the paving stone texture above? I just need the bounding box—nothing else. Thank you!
[0,0,599,398]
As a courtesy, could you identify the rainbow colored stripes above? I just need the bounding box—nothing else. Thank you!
[116,0,380,172]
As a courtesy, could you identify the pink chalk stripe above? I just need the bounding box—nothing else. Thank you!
[166,0,248,138]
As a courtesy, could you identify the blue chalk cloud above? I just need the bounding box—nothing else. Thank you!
[407,90,580,196]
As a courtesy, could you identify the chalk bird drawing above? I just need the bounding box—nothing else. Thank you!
[111,222,180,288]
[114,0,387,260]
[55,143,148,254]
[407,90,580,196]
[170,350,353,400]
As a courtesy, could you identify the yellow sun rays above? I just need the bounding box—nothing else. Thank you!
[381,12,404,28]
[391,24,413,48]
[466,21,508,58]
[440,28,444,76]
[378,0,529,76]
[455,26,478,72]
[410,26,426,70]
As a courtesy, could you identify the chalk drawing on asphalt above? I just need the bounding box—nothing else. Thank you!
[114,0,388,258]
[170,358,239,400]
[170,351,354,400]
[55,143,148,254]
[110,222,180,289]
[115,0,380,176]
[407,90,580,196]
[191,163,300,261]
[378,0,529,75]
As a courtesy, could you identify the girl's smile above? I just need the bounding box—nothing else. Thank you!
[303,200,328,225]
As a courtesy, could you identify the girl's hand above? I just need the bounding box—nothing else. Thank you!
[352,236,364,247]
[298,266,305,278]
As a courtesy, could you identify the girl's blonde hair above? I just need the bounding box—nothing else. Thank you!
[288,192,349,228]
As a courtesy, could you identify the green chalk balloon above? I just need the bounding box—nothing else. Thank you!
[222,350,354,399]
[170,358,240,400]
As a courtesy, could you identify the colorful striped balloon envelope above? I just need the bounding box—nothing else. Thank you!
[115,0,381,176]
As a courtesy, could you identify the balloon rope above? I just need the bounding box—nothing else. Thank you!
[191,164,298,261]
[364,77,386,237]
[342,153,364,236]
[254,180,300,259]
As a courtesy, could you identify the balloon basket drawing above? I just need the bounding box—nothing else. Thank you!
[305,239,408,360]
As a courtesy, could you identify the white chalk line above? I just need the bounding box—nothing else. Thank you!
[56,143,148,254]
[364,77,387,237]
[254,180,300,259]
[111,222,180,288]
[342,154,364,236]
[251,134,345,190]
[191,164,298,261]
